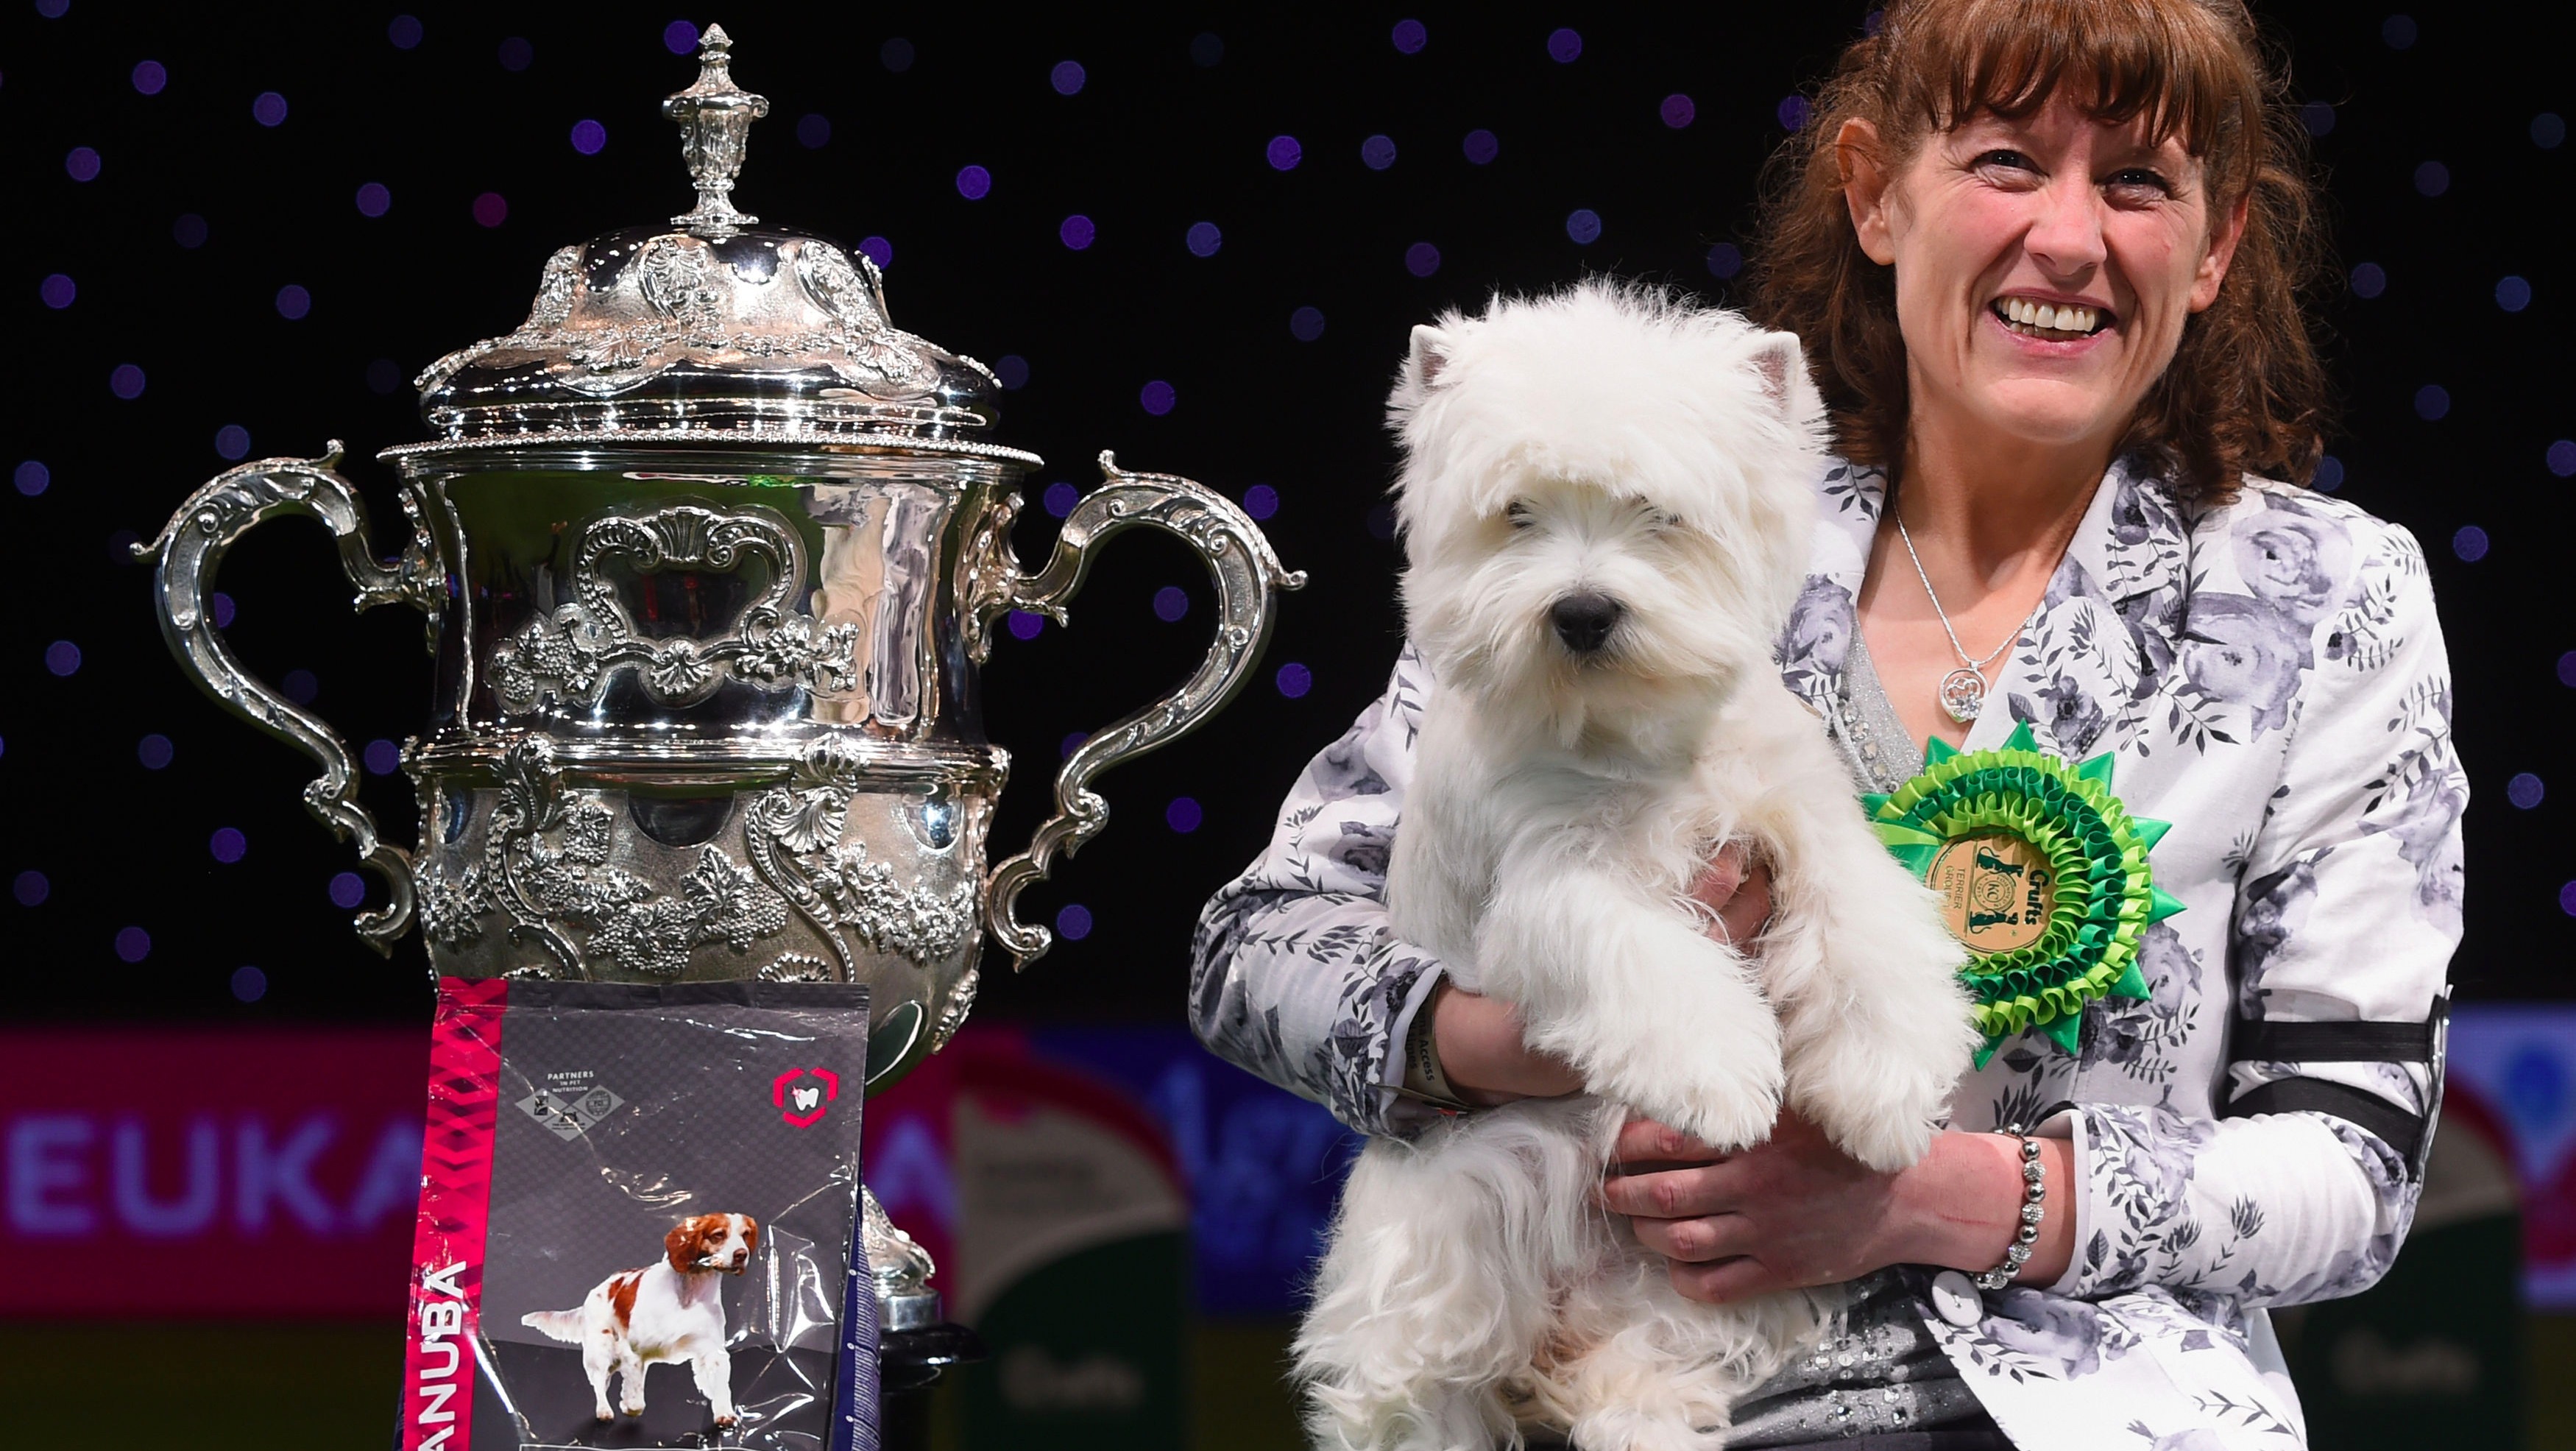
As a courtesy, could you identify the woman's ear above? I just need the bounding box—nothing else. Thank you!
[1839,118,1899,266]
[2188,191,2251,314]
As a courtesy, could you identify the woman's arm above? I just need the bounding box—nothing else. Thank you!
[1188,647,1456,1138]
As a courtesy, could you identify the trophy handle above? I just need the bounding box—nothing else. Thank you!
[133,442,445,953]
[973,451,1305,969]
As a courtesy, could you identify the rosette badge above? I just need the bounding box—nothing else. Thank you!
[1867,722,2183,1065]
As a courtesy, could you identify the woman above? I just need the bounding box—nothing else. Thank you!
[1191,1,2461,1446]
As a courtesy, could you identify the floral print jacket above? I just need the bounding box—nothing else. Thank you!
[1189,459,2463,1449]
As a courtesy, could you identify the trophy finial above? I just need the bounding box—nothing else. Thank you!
[662,22,770,236]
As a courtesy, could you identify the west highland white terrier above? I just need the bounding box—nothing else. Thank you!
[1296,283,1978,1451]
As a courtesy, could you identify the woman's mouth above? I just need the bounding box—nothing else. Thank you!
[1989,297,2112,341]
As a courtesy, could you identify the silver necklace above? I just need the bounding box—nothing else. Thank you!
[1895,513,2032,724]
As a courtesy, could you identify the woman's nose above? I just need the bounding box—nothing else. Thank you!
[2024,175,2107,278]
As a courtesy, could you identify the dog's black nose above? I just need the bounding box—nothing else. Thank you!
[1549,593,1623,654]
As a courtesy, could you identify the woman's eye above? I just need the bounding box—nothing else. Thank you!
[2107,168,2176,196]
[1975,149,2035,173]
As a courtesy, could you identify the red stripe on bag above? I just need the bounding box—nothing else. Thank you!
[400,978,509,1451]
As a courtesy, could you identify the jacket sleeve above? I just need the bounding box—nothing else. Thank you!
[1187,646,1456,1140]
[2051,518,2462,1307]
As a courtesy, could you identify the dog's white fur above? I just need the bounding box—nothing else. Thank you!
[523,1212,759,1427]
[1296,283,1977,1450]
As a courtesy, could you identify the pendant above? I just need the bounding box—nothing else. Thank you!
[1937,667,1986,724]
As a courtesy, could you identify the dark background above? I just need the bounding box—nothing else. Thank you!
[2,1,2566,1031]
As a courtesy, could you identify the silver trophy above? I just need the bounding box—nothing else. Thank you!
[135,26,1302,1351]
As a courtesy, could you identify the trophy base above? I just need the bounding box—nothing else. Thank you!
[880,1320,986,1395]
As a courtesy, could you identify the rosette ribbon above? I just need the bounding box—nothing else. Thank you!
[1866,721,2184,1067]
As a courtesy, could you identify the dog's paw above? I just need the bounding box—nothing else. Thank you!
[593,1411,615,1424]
[714,1413,738,1429]
[1793,1078,1944,1173]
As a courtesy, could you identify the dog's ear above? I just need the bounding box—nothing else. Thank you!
[1405,324,1454,391]
[739,1215,760,1253]
[1745,331,1808,417]
[666,1216,711,1272]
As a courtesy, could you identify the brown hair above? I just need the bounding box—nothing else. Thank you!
[1746,0,2329,506]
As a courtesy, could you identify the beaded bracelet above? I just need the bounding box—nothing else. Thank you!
[1972,1123,2047,1291]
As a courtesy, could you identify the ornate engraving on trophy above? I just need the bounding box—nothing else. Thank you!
[491,501,860,711]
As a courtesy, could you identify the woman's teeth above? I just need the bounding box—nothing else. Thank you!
[1995,298,2104,339]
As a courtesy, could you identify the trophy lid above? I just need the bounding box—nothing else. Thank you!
[406,26,1030,462]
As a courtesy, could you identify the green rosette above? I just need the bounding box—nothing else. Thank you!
[1865,721,2182,1067]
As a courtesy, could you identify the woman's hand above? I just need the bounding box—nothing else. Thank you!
[1433,846,1774,1105]
[1600,1111,2076,1302]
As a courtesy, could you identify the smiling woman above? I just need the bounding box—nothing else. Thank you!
[1192,1,2463,1448]
[1752,0,2327,503]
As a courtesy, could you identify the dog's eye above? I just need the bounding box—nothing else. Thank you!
[1644,509,1677,533]
[1505,502,1536,530]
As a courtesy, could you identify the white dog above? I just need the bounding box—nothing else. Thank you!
[523,1212,760,1427]
[1295,284,1977,1451]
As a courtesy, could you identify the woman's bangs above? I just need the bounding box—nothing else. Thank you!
[1919,0,2244,158]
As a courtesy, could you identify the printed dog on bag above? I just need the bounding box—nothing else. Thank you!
[524,1212,762,1427]
[1295,283,1977,1450]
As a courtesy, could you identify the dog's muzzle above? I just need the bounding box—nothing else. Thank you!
[1549,593,1624,656]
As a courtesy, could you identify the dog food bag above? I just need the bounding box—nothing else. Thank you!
[400,978,878,1451]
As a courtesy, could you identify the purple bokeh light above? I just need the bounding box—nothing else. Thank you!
[1267,135,1303,171]
[364,738,403,775]
[956,164,991,200]
[1392,19,1426,54]
[1778,95,1813,130]
[498,36,533,71]
[1275,663,1312,699]
[1052,60,1086,95]
[46,640,82,677]
[252,91,288,127]
[232,965,268,1003]
[2414,384,2449,421]
[15,461,49,496]
[1044,481,1079,518]
[994,354,1029,389]
[138,734,173,769]
[1662,93,1696,129]
[798,113,831,148]
[2452,525,2488,562]
[1187,222,1223,257]
[1167,797,1204,833]
[473,192,509,227]
[881,38,915,72]
[328,872,367,910]
[110,364,146,399]
[664,20,700,54]
[2300,101,2334,138]
[210,827,247,864]
[1463,128,1498,165]
[2547,440,2576,478]
[857,236,893,269]
[355,181,392,216]
[2508,773,2546,810]
[2313,454,2344,492]
[1547,27,1582,63]
[1566,209,1602,244]
[2382,14,2418,49]
[13,871,48,908]
[132,60,167,95]
[1060,213,1095,250]
[1153,586,1190,622]
[1708,242,1744,279]
[389,15,422,49]
[66,146,101,182]
[1406,241,1441,277]
[1244,484,1278,520]
[570,119,607,155]
[115,926,152,964]
[1289,306,1326,342]
[1055,904,1093,942]
[1140,380,1176,415]
[2497,275,2532,312]
[2351,262,2387,298]
[1008,610,1044,640]
[2413,160,2449,197]
[174,213,208,247]
[275,284,311,320]
[212,593,237,629]
[1362,134,1398,170]
[215,426,250,461]
[40,274,74,309]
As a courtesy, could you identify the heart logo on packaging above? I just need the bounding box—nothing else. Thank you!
[771,1067,840,1127]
